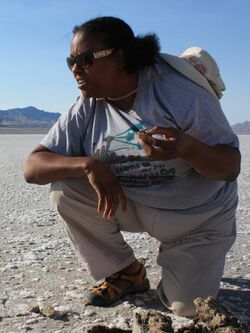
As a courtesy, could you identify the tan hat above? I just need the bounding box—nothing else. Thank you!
[160,47,225,100]
[180,47,225,99]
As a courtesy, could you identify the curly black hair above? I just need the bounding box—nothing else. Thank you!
[73,16,160,73]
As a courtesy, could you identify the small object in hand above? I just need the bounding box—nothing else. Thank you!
[138,130,176,144]
[152,133,166,140]
[151,134,168,150]
[166,136,176,142]
[152,134,176,142]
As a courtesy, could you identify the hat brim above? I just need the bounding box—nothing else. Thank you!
[160,53,218,99]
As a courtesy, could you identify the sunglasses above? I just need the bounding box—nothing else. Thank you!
[66,48,115,70]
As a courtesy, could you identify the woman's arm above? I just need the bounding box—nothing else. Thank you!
[24,145,126,218]
[137,127,241,181]
[24,145,94,185]
[179,136,241,181]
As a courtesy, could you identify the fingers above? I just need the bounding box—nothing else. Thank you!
[85,161,127,220]
[137,132,177,160]
[98,185,127,220]
[143,126,178,139]
[137,137,154,156]
[138,141,166,159]
[141,127,178,142]
[96,188,105,214]
[137,133,163,148]
[103,196,115,219]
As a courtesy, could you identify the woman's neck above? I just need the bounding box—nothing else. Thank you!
[106,94,136,111]
[106,71,139,110]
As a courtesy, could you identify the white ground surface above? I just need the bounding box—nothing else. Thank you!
[0,134,249,333]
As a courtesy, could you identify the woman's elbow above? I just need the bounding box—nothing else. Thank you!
[24,173,35,184]
[225,167,240,181]
[23,162,36,184]
[224,150,241,181]
[23,168,47,185]
[23,147,52,185]
[23,155,42,184]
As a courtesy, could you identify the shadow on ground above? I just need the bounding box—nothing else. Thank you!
[219,278,250,323]
[126,279,250,323]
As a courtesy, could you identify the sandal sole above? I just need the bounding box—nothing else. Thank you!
[86,278,150,307]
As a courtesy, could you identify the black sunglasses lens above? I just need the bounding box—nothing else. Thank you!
[76,52,93,68]
[66,51,94,70]
[66,57,75,70]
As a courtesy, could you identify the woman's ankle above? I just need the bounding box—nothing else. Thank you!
[121,259,141,275]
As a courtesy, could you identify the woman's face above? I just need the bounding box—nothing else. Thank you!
[69,30,121,99]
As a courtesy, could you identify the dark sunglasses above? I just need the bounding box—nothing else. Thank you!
[66,48,115,70]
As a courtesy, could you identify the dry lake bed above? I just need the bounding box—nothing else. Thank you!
[0,134,249,332]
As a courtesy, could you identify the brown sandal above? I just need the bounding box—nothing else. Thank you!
[85,262,150,306]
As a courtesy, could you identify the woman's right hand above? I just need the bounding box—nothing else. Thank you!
[24,146,126,219]
[85,159,127,220]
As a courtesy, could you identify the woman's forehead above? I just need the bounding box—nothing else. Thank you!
[70,31,105,54]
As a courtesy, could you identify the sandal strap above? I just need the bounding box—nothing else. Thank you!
[89,262,146,302]
[90,280,124,300]
[118,263,146,285]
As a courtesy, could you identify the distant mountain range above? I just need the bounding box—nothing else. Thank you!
[0,106,60,128]
[0,106,249,134]
[231,121,250,135]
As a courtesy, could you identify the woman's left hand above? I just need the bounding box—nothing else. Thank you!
[137,126,190,160]
[137,126,241,181]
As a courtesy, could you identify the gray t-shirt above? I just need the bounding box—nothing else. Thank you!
[41,56,239,212]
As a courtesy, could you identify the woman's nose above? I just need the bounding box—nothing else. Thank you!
[72,62,83,75]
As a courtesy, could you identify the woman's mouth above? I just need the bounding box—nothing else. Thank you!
[77,80,87,89]
[76,77,87,89]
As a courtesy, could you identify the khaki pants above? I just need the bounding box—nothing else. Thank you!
[50,177,237,317]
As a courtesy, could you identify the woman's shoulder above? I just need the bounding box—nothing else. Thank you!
[66,95,98,119]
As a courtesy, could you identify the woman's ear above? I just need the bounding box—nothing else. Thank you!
[115,49,126,70]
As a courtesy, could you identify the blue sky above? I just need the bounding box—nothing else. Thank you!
[0,0,249,124]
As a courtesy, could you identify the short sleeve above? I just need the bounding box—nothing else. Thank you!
[182,95,239,148]
[40,97,85,156]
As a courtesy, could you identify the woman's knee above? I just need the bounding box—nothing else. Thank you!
[50,177,97,211]
[170,301,196,317]
[50,180,68,207]
[50,178,78,206]
[158,282,196,317]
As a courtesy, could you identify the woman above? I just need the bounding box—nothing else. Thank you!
[24,16,240,317]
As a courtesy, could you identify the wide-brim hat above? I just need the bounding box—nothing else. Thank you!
[160,48,225,99]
